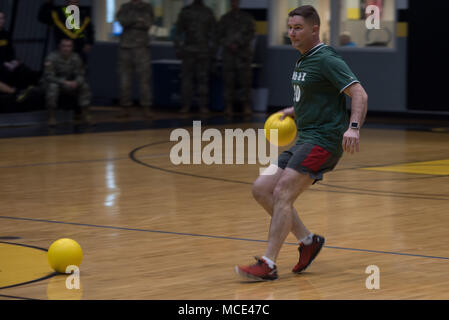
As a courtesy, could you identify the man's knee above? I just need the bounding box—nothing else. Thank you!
[273,178,295,207]
[253,165,282,197]
[252,179,269,202]
[252,173,279,202]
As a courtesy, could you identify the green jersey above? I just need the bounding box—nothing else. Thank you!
[292,43,359,156]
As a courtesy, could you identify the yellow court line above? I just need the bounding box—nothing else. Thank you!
[362,159,449,175]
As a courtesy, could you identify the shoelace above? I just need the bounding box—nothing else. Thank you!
[248,256,270,270]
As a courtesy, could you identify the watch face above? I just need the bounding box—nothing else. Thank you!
[351,122,359,128]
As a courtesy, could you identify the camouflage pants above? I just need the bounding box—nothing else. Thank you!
[45,81,91,110]
[222,51,252,106]
[181,52,211,109]
[118,46,152,108]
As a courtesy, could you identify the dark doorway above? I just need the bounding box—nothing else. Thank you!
[407,1,449,111]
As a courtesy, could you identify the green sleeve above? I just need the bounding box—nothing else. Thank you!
[321,55,359,92]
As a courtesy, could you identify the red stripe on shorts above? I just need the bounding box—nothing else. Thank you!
[300,145,331,172]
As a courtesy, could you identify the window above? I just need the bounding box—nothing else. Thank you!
[338,0,395,48]
[147,0,183,41]
[99,0,229,42]
[269,0,331,46]
[268,0,397,49]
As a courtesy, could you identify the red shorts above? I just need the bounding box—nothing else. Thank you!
[276,143,340,183]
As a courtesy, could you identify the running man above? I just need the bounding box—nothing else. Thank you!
[235,5,368,281]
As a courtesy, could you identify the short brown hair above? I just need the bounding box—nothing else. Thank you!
[288,5,320,27]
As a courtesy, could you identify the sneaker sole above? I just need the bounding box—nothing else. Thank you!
[234,266,278,282]
[293,236,325,274]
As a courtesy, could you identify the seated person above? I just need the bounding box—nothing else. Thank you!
[0,10,38,103]
[42,38,92,125]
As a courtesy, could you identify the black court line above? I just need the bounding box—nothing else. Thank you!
[0,236,22,240]
[1,216,448,261]
[0,293,39,300]
[0,241,57,291]
[130,143,449,201]
[0,273,56,291]
[130,143,251,185]
[0,240,48,253]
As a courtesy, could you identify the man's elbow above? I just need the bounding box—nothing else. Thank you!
[363,91,368,104]
[362,91,368,114]
[357,86,368,104]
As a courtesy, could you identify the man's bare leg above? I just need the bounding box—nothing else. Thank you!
[263,168,314,262]
[252,165,311,242]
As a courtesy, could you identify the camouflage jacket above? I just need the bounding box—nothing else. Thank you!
[117,1,154,48]
[43,51,85,85]
[174,3,217,54]
[218,9,255,52]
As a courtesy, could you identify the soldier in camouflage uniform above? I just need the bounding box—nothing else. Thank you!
[116,0,154,118]
[174,0,217,114]
[218,0,255,115]
[43,38,91,126]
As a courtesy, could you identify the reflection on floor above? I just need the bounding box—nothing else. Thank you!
[0,106,448,139]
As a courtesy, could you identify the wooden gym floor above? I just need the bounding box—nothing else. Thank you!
[0,108,448,300]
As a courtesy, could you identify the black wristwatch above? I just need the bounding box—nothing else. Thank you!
[350,122,360,130]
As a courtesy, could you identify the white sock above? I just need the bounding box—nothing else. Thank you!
[262,256,276,269]
[299,233,314,246]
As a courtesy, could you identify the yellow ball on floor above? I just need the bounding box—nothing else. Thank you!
[264,112,297,146]
[48,238,83,274]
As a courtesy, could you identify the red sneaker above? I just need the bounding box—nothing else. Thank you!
[235,257,278,281]
[292,235,325,274]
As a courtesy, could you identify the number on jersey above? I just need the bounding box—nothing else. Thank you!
[294,85,301,103]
